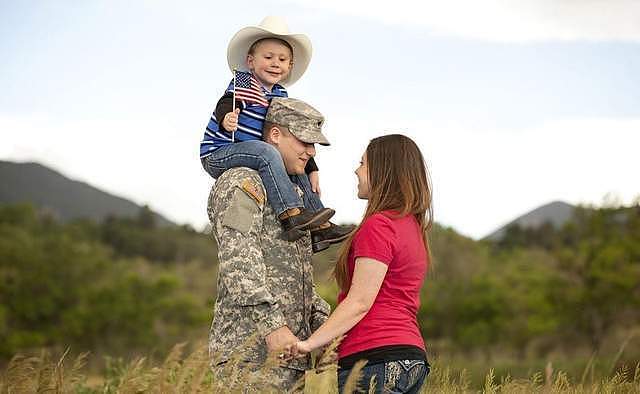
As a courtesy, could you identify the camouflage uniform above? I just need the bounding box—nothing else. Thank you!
[207,98,331,391]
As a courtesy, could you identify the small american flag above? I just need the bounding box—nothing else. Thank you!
[234,71,269,107]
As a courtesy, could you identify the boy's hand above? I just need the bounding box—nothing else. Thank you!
[309,171,321,197]
[222,108,240,132]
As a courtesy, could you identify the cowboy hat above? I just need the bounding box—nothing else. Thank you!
[227,16,312,87]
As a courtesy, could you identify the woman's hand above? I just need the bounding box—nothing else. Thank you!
[286,340,313,358]
[308,171,321,197]
[222,108,240,132]
[296,340,313,354]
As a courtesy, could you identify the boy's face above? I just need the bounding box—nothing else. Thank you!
[247,39,292,90]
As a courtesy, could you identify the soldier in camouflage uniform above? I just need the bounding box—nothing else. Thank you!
[207,98,332,391]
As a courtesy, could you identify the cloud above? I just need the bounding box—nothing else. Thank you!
[279,0,640,43]
[0,112,213,229]
[313,113,640,238]
[409,117,640,238]
[2,112,639,239]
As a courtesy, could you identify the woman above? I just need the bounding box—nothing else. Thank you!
[291,134,433,393]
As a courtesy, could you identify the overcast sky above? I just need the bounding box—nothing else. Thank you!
[1,0,639,239]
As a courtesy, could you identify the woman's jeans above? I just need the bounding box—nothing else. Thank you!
[337,359,429,394]
[201,140,324,216]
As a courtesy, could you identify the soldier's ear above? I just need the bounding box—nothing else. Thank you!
[267,126,282,145]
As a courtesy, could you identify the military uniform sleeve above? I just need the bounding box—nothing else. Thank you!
[305,157,319,174]
[309,288,331,332]
[215,185,287,337]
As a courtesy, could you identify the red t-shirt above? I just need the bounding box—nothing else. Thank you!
[337,211,429,359]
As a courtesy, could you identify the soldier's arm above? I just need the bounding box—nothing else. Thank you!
[309,287,331,332]
[215,185,288,338]
[304,157,318,174]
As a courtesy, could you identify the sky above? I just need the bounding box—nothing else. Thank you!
[1,0,639,239]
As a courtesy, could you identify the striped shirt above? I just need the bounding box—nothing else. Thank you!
[199,78,288,158]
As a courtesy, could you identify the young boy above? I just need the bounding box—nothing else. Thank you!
[200,16,352,251]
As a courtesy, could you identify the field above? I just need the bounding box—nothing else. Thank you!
[2,204,640,392]
[2,342,639,393]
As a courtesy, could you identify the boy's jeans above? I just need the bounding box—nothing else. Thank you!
[201,140,324,216]
[337,359,429,394]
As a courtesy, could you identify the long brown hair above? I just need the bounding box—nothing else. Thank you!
[334,134,433,292]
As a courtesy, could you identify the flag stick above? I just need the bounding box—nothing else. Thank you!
[231,68,237,142]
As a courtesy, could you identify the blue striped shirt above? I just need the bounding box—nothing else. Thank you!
[199,79,288,158]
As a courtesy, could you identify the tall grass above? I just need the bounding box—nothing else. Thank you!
[1,343,639,393]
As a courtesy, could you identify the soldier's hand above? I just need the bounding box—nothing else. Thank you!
[265,325,297,353]
[308,171,321,197]
[222,108,240,132]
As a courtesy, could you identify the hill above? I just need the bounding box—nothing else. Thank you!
[484,200,575,241]
[0,160,173,225]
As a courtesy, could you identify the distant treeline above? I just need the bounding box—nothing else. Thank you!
[1,202,639,365]
[421,204,640,359]
[0,204,217,360]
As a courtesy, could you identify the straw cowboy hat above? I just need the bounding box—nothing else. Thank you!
[227,16,312,87]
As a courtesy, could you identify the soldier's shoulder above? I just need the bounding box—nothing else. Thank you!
[209,168,266,208]
[217,168,262,188]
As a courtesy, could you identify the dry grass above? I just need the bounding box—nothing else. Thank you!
[1,342,639,393]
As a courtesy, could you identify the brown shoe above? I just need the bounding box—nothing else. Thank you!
[280,208,335,241]
[310,223,356,253]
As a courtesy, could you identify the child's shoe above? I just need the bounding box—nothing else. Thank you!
[310,223,356,253]
[280,208,335,241]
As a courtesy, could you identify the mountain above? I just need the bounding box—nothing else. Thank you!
[484,200,576,241]
[0,160,174,226]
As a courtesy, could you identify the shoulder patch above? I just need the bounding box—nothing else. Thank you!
[221,188,260,233]
[240,179,265,206]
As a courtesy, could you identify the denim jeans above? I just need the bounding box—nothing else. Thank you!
[337,359,429,394]
[201,140,324,216]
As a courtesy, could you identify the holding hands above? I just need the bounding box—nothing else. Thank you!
[265,326,315,362]
[286,340,313,358]
[265,326,298,353]
[265,327,312,363]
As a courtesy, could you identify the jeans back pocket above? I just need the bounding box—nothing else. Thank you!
[384,359,429,394]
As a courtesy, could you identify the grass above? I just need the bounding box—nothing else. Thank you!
[1,342,639,393]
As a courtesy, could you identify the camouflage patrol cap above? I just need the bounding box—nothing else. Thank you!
[266,98,330,146]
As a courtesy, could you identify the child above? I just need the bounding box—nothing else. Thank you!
[200,16,352,251]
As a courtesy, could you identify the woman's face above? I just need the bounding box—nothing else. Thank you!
[355,152,369,200]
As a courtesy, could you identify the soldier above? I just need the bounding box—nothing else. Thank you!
[207,98,333,391]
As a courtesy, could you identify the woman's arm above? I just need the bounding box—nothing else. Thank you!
[295,257,388,353]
